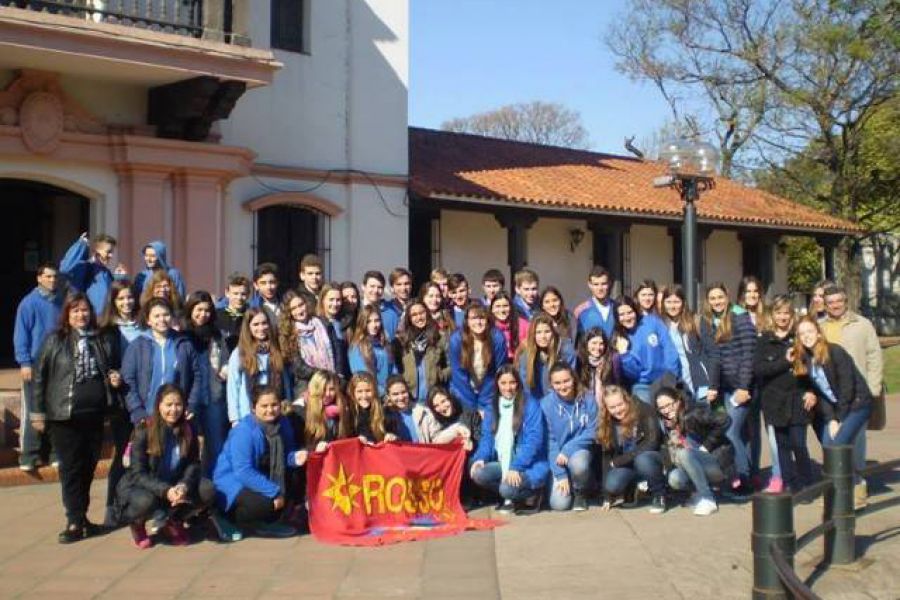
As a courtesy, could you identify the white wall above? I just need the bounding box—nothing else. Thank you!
[629,224,674,292]
[704,230,743,292]
[439,210,506,288]
[528,218,593,306]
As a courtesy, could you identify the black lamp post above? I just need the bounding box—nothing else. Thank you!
[657,140,719,311]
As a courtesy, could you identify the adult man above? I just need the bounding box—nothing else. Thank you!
[13,263,63,471]
[574,266,617,340]
[59,232,123,315]
[296,254,324,314]
[821,285,883,508]
[513,268,540,321]
[132,240,186,299]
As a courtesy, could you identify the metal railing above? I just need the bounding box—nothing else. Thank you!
[751,445,900,599]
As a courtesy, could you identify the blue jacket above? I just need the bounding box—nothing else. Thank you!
[59,236,115,315]
[133,240,187,299]
[213,414,300,511]
[121,333,201,423]
[226,347,292,423]
[700,307,757,392]
[574,298,617,341]
[619,314,680,386]
[472,399,549,487]
[381,300,402,342]
[516,338,577,401]
[452,306,466,330]
[13,287,63,366]
[666,320,719,396]
[449,328,509,412]
[348,340,396,396]
[540,390,598,480]
[513,295,537,321]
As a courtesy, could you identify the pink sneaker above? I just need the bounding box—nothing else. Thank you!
[764,477,784,494]
[162,521,190,546]
[130,523,152,550]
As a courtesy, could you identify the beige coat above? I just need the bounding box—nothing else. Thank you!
[824,311,883,395]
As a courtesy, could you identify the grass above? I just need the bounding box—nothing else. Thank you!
[884,345,900,395]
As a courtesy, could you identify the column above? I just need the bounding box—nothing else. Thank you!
[587,221,629,293]
[172,171,225,294]
[818,236,840,282]
[116,166,170,274]
[495,211,538,292]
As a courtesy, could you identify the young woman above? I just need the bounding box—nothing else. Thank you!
[516,313,577,401]
[213,385,305,538]
[808,279,834,322]
[540,363,597,512]
[339,281,360,329]
[539,286,575,342]
[348,304,396,396]
[226,308,290,425]
[383,376,441,442]
[183,291,230,477]
[420,281,455,332]
[394,300,450,403]
[739,276,768,330]
[755,297,814,493]
[470,365,548,514]
[297,370,352,452]
[426,386,481,450]
[654,384,733,516]
[317,282,352,379]
[32,292,120,543]
[739,275,774,486]
[598,385,666,513]
[576,327,622,408]
[449,304,509,412]
[139,270,183,323]
[280,291,342,397]
[114,384,215,548]
[633,279,659,316]
[347,372,395,444]
[612,296,680,404]
[699,283,758,493]
[659,285,718,404]
[490,291,526,360]
[122,297,200,425]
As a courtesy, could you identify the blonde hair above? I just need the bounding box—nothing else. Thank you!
[347,372,388,442]
[597,385,639,451]
[304,371,352,448]
[792,316,830,376]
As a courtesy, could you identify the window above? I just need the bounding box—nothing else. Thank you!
[271,0,307,53]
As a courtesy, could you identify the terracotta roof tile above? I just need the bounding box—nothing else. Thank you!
[409,127,858,234]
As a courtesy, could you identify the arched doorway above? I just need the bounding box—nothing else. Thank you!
[255,205,329,292]
[1,179,90,366]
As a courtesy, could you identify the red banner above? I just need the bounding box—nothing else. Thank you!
[306,438,503,546]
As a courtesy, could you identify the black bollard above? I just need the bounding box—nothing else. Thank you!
[751,492,795,599]
[823,444,855,565]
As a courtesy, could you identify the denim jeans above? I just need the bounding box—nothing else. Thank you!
[548,449,593,511]
[667,447,725,499]
[821,405,871,481]
[19,380,51,466]
[603,450,665,498]
[198,400,229,478]
[724,391,751,480]
[471,462,540,502]
[773,425,812,491]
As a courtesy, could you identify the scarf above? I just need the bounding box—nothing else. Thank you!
[295,318,335,372]
[411,329,429,360]
[323,391,341,420]
[256,340,270,355]
[495,396,516,474]
[257,417,285,494]
[73,329,99,383]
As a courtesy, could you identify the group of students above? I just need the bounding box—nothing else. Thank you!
[13,232,883,548]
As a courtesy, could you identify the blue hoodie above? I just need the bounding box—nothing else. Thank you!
[121,332,201,423]
[516,338,577,401]
[59,236,115,315]
[133,241,187,299]
[540,390,598,480]
[574,297,618,340]
[348,339,397,396]
[380,300,402,342]
[472,398,549,488]
[448,328,509,412]
[619,313,681,385]
[13,287,63,366]
[513,295,537,321]
[226,346,292,423]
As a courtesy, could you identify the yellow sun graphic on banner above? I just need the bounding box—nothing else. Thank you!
[321,464,361,516]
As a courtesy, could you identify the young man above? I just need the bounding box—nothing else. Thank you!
[574,266,617,340]
[13,263,63,471]
[447,273,471,329]
[513,268,540,321]
[361,270,400,341]
[431,268,450,304]
[133,240,186,299]
[59,232,123,315]
[296,254,324,314]
[216,273,251,354]
[249,263,282,322]
[383,267,413,340]
[481,268,506,306]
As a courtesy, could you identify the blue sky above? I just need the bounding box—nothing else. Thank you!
[409,0,673,155]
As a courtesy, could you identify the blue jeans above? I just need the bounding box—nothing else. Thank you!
[548,449,593,511]
[821,405,871,481]
[724,391,751,480]
[198,401,229,478]
[667,448,725,500]
[471,462,540,502]
[19,381,53,466]
[603,450,665,497]
[631,383,652,405]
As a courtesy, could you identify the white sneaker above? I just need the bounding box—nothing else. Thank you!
[685,492,702,508]
[693,498,718,516]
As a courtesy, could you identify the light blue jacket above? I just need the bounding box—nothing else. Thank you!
[226,347,292,423]
[540,390,598,480]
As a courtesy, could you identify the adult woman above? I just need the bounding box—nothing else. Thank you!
[383,376,441,442]
[122,297,200,425]
[295,370,352,452]
[633,279,659,316]
[576,327,621,408]
[348,305,396,396]
[419,281,455,332]
[598,385,666,513]
[699,283,757,493]
[540,363,597,512]
[394,300,450,403]
[32,293,120,543]
[114,384,215,548]
[540,286,575,342]
[516,313,576,401]
[280,291,342,397]
[427,386,481,449]
[490,291,526,360]
[226,307,290,424]
[612,296,679,404]
[139,270,183,323]
[755,297,814,493]
[471,366,548,514]
[449,304,509,412]
[808,279,833,322]
[317,282,352,378]
[347,373,395,443]
[659,285,718,404]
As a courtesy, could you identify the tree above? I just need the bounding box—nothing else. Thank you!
[441,101,590,149]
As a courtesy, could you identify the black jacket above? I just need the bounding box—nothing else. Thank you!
[812,343,873,422]
[700,310,757,392]
[601,401,662,479]
[755,331,810,427]
[660,404,735,480]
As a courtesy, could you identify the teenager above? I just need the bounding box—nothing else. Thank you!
[59,232,123,315]
[541,363,597,512]
[739,276,768,330]
[516,313,577,401]
[280,291,342,397]
[576,327,622,408]
[449,304,509,412]
[249,263,282,322]
[216,273,251,355]
[490,291,527,360]
[295,370,352,452]
[633,279,659,316]
[122,297,200,425]
[419,281,456,332]
[361,270,400,342]
[598,385,666,513]
[384,267,414,338]
[808,279,833,322]
[481,268,505,306]
[427,385,481,449]
[739,275,773,486]
[347,372,396,444]
[394,301,450,403]
[32,293,120,543]
[296,254,324,313]
[339,281,361,330]
[513,268,540,322]
[226,307,291,424]
[138,270,184,322]
[317,282,352,379]
[612,296,680,404]
[133,241,186,299]
[430,268,451,304]
[447,273,471,329]
[470,366,548,514]
[574,266,617,341]
[348,304,396,395]
[114,384,215,548]
[213,385,306,538]
[383,376,441,443]
[659,284,718,404]
[540,286,575,342]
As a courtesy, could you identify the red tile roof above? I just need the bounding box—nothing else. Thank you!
[409,127,858,234]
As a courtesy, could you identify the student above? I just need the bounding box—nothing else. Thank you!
[213,385,306,538]
[361,270,400,341]
[348,304,396,395]
[654,383,733,516]
[216,273,251,355]
[633,279,659,316]
[516,314,577,401]
[114,384,215,548]
[739,276,769,330]
[280,291,342,397]
[481,268,505,306]
[808,279,833,322]
[739,276,771,489]
[384,267,414,339]
[419,281,456,332]
[347,372,396,444]
[122,298,200,425]
[339,281,361,334]
[470,365,548,514]
[612,296,680,404]
[574,266,617,341]
[427,386,481,449]
[430,268,451,304]
[576,327,622,408]
[540,362,596,512]
[449,304,509,412]
[659,284,719,404]
[317,282,352,379]
[296,254,324,313]
[226,307,291,424]
[138,270,184,328]
[447,273,471,329]
[14,263,63,472]
[755,296,813,494]
[295,371,352,452]
[249,263,282,321]
[540,286,575,342]
[383,376,440,442]
[394,300,450,403]
[183,291,230,477]
[699,283,757,494]
[490,291,527,360]
[60,232,124,315]
[133,241,186,299]
[32,293,121,543]
[598,385,666,513]
[513,268,540,322]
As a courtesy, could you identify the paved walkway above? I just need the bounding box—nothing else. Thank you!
[1,399,898,599]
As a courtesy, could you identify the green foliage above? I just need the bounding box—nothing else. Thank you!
[783,237,823,293]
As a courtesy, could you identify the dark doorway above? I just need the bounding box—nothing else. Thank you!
[1,179,89,367]
[256,205,318,292]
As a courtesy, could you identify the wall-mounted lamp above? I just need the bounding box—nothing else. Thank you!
[569,228,585,252]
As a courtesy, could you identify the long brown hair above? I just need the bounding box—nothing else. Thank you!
[348,372,388,441]
[278,290,306,362]
[738,275,769,330]
[139,269,182,313]
[146,383,193,458]
[350,304,391,374]
[701,282,735,343]
[398,300,441,351]
[238,307,285,392]
[517,313,561,391]
[99,278,138,329]
[304,371,352,447]
[539,286,572,339]
[492,364,525,435]
[461,303,493,382]
[659,284,698,338]
[792,315,830,376]
[597,385,639,451]
[577,327,615,388]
